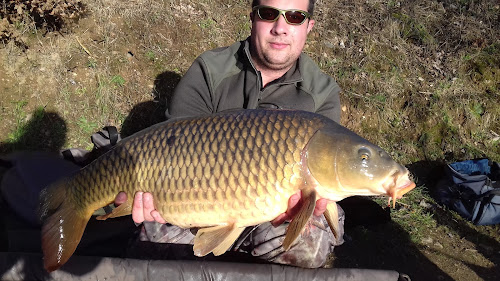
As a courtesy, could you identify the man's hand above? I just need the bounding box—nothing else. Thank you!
[270,191,329,227]
[115,190,330,226]
[114,192,166,224]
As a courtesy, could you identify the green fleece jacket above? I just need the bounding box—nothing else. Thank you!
[167,38,341,123]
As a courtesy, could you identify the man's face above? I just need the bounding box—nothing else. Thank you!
[250,0,315,72]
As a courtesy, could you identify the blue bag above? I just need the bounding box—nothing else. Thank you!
[438,159,500,225]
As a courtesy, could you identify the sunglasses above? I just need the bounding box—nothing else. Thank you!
[252,5,311,25]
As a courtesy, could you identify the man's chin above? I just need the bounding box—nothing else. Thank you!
[263,57,294,71]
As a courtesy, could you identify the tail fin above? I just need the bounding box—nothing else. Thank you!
[39,178,92,272]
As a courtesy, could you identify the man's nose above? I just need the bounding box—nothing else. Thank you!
[271,14,289,35]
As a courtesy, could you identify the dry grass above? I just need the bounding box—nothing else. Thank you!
[0,0,252,148]
[309,0,499,164]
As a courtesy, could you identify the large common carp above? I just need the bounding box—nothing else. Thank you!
[39,109,415,272]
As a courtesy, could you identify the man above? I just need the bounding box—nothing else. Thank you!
[115,0,344,268]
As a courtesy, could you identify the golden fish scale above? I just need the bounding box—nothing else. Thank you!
[70,110,324,228]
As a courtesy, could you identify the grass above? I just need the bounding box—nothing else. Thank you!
[381,186,438,243]
[0,0,497,175]
[110,75,126,87]
[145,50,156,62]
[7,100,30,144]
[77,116,98,134]
[322,1,499,162]
[87,58,97,68]
[392,13,435,45]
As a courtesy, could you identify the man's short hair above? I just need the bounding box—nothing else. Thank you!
[251,0,316,17]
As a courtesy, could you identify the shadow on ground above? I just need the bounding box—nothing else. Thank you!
[334,214,454,280]
[0,109,67,155]
[336,195,454,281]
[121,71,181,137]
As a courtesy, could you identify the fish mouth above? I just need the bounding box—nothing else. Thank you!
[385,170,416,208]
[387,179,417,208]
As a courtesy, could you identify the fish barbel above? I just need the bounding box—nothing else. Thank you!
[39,109,415,272]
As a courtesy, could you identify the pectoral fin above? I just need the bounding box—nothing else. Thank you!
[323,203,340,239]
[96,200,132,220]
[193,224,245,256]
[282,189,316,250]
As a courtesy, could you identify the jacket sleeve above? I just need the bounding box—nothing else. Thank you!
[315,85,341,124]
[166,57,214,119]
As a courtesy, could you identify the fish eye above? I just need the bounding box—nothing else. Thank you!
[358,148,371,161]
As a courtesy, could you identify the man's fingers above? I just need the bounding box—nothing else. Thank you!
[288,192,301,209]
[313,198,329,216]
[144,193,167,224]
[131,192,167,224]
[151,210,167,224]
[285,191,302,218]
[132,192,145,223]
[142,192,156,222]
[270,193,333,227]
[270,192,301,226]
[114,191,127,206]
[271,213,289,227]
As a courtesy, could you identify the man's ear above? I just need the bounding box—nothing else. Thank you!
[307,19,315,34]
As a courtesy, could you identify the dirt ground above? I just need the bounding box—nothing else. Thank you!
[0,0,499,280]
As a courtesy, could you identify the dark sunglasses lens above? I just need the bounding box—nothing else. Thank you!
[258,7,280,21]
[285,11,306,24]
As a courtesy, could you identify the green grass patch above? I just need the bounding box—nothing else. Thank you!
[7,101,31,144]
[145,50,156,62]
[77,116,98,134]
[87,58,98,68]
[199,18,216,30]
[470,102,485,119]
[110,75,126,87]
[465,43,500,82]
[392,13,434,45]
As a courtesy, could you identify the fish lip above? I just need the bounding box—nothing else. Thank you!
[393,180,416,199]
[387,179,416,208]
[383,169,416,208]
[386,167,415,195]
